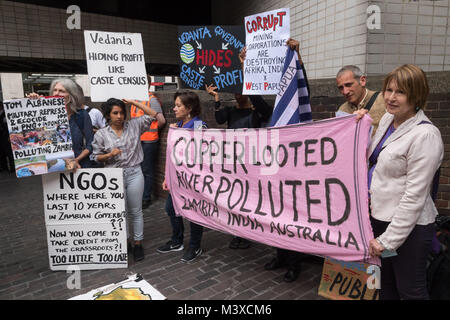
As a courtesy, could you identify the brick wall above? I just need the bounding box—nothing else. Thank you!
[151,71,450,216]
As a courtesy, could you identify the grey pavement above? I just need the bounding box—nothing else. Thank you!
[0,170,325,300]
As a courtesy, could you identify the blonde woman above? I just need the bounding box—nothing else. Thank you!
[356,64,443,299]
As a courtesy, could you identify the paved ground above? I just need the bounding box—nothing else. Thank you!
[0,170,325,300]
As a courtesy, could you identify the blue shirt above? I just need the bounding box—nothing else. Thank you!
[176,116,208,129]
[368,122,395,191]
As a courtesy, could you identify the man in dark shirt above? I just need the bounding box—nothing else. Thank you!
[212,91,272,130]
[206,85,272,249]
[231,40,306,283]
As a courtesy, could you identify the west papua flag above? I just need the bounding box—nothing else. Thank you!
[269,48,312,126]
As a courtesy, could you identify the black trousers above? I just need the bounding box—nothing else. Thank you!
[370,216,435,300]
[165,194,203,249]
[276,248,303,271]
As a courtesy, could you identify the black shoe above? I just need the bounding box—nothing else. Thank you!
[283,268,300,283]
[181,247,202,263]
[264,258,283,270]
[133,244,144,262]
[142,199,151,209]
[229,237,241,249]
[238,238,251,249]
[157,241,184,253]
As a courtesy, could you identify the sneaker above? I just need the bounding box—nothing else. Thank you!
[157,241,184,253]
[283,268,300,283]
[238,238,251,249]
[229,237,241,249]
[181,247,202,263]
[133,244,144,262]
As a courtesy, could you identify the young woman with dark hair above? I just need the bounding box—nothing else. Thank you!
[91,97,159,262]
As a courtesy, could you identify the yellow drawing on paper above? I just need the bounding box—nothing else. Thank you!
[94,287,151,300]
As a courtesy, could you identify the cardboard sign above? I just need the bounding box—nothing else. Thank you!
[3,97,74,178]
[165,115,379,264]
[69,274,166,300]
[178,25,245,93]
[318,258,380,300]
[42,169,127,271]
[243,8,290,95]
[84,30,149,102]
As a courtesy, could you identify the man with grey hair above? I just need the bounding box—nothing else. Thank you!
[336,65,385,135]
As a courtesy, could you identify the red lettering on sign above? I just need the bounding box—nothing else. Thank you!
[208,50,216,65]
[216,50,224,66]
[196,49,206,65]
[257,16,263,31]
[196,49,234,67]
[277,11,286,27]
[224,50,233,68]
[246,11,287,33]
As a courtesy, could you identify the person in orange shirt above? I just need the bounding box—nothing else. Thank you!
[130,91,166,209]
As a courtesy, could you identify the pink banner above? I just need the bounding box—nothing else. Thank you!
[165,115,378,264]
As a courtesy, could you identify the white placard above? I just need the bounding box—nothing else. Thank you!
[84,30,149,102]
[74,74,91,97]
[243,8,290,95]
[42,169,127,271]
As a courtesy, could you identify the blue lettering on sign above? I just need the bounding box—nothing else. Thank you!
[214,26,245,50]
[213,69,243,90]
[328,258,366,272]
[180,64,205,89]
[178,27,212,44]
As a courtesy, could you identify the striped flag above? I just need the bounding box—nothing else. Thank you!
[269,48,312,126]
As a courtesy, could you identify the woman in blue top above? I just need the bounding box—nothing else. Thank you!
[157,91,207,263]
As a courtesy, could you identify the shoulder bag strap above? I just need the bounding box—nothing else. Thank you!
[364,91,380,111]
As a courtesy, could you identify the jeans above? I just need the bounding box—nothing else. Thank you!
[165,194,203,249]
[141,142,159,201]
[371,217,435,300]
[124,165,145,241]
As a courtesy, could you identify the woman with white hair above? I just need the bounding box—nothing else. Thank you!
[29,78,94,168]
